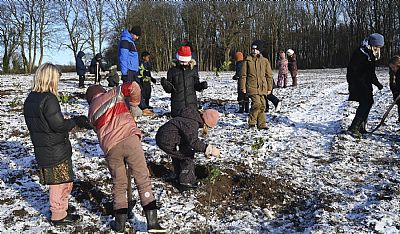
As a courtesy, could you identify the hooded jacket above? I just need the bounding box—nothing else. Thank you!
[240,54,273,95]
[155,107,207,159]
[162,59,205,117]
[76,51,86,76]
[118,29,139,76]
[89,53,106,74]
[24,92,76,168]
[347,46,382,104]
[88,82,142,154]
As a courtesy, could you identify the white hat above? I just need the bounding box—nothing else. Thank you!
[287,49,294,56]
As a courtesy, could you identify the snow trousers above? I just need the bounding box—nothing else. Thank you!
[142,81,152,107]
[78,75,85,88]
[290,70,298,86]
[249,94,267,128]
[106,135,155,210]
[49,182,73,221]
[277,73,288,88]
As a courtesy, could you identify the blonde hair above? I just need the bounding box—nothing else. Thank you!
[32,63,61,96]
[389,55,400,84]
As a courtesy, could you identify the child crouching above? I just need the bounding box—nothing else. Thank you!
[156,107,220,191]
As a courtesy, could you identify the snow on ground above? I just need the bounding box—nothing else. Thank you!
[0,68,399,233]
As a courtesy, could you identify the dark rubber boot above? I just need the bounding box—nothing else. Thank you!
[348,117,363,137]
[111,208,128,233]
[359,119,368,134]
[145,209,166,233]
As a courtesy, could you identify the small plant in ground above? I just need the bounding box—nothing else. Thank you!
[58,94,69,104]
[205,166,221,232]
[251,137,265,150]
[9,98,20,108]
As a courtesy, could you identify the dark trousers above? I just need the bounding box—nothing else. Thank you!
[78,75,85,87]
[354,101,373,121]
[237,91,249,112]
[142,81,152,107]
[265,93,280,112]
[122,70,147,109]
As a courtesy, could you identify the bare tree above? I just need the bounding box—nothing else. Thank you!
[0,1,19,73]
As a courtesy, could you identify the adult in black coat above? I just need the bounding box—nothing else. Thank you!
[75,51,86,88]
[24,63,88,225]
[347,33,384,135]
[89,53,107,84]
[161,46,207,117]
[389,55,400,122]
[155,107,220,190]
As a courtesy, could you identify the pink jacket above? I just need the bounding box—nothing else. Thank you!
[88,82,142,154]
[277,58,288,75]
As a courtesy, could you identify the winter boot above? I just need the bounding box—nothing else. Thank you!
[359,120,368,134]
[144,209,166,233]
[237,104,244,113]
[348,117,363,137]
[111,208,128,233]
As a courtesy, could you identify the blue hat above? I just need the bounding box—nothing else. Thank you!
[368,33,384,47]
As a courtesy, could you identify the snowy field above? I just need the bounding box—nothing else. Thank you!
[0,68,399,233]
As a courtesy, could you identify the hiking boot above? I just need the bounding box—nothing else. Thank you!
[258,126,269,131]
[144,209,166,233]
[51,214,81,226]
[142,109,154,116]
[348,117,363,137]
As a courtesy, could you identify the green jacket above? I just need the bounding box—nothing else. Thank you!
[240,54,273,95]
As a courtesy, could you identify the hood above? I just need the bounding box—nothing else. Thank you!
[95,53,103,60]
[121,29,133,41]
[178,107,203,125]
[77,51,85,58]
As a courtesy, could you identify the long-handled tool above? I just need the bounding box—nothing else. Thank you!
[95,62,99,84]
[125,161,136,219]
[368,94,400,133]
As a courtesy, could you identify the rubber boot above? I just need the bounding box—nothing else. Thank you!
[348,117,363,137]
[359,119,368,134]
[144,209,166,233]
[111,208,128,233]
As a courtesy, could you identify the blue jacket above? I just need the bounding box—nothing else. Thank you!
[118,29,139,75]
[76,51,86,76]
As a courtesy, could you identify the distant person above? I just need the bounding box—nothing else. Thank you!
[232,51,249,113]
[287,49,298,87]
[156,107,220,191]
[76,51,86,88]
[23,63,89,226]
[347,33,384,136]
[139,51,157,109]
[106,65,120,87]
[277,50,289,88]
[389,55,400,122]
[89,53,107,84]
[161,45,208,117]
[241,40,273,129]
[118,26,153,116]
[86,83,165,233]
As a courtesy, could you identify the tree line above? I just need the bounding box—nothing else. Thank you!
[1,0,400,74]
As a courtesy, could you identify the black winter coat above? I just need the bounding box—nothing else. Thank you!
[347,46,382,104]
[155,107,207,159]
[390,69,400,101]
[89,53,106,74]
[76,51,86,76]
[24,92,76,168]
[162,60,205,117]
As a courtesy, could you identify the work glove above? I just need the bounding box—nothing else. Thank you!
[200,81,208,90]
[160,77,166,86]
[130,106,143,119]
[205,144,220,157]
[151,77,157,84]
[72,115,92,129]
[376,82,383,90]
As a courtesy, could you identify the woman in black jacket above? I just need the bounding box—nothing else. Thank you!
[161,45,208,117]
[347,33,384,136]
[23,63,88,226]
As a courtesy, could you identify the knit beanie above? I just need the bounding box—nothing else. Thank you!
[368,33,384,47]
[202,109,220,128]
[129,26,142,36]
[235,52,244,61]
[251,40,264,52]
[86,85,106,104]
[287,49,294,56]
[176,46,192,62]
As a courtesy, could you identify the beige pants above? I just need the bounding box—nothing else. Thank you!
[49,182,73,221]
[249,94,267,128]
[106,135,155,210]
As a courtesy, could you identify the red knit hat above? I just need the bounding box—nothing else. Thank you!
[86,85,106,104]
[202,109,220,128]
[176,46,192,62]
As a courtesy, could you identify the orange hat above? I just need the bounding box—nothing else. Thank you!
[202,109,220,127]
[235,52,243,61]
[86,85,106,104]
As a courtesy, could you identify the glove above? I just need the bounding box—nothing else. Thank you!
[200,81,208,90]
[72,115,92,129]
[130,106,143,119]
[160,77,166,86]
[232,75,239,80]
[151,77,157,84]
[205,144,220,157]
[377,82,383,90]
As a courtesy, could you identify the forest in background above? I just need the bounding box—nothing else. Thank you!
[1,0,400,74]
